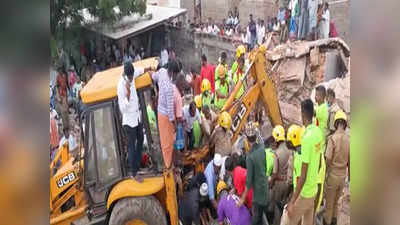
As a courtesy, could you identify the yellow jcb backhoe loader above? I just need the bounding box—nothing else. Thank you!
[50,58,179,225]
[183,44,283,170]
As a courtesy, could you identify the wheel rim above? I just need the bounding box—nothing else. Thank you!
[124,219,147,225]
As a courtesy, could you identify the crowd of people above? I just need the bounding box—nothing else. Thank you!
[51,24,347,225]
[189,0,338,51]
[49,37,151,161]
[119,43,349,225]
[274,0,337,41]
[50,64,82,160]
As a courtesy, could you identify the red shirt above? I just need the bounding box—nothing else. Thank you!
[68,71,77,87]
[56,74,68,98]
[200,64,216,93]
[191,74,202,95]
[330,21,338,37]
[233,166,254,209]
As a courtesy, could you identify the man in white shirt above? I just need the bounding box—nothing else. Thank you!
[207,24,214,34]
[257,19,266,45]
[71,78,83,115]
[212,24,220,35]
[320,2,330,39]
[58,127,78,153]
[183,101,202,150]
[118,61,152,181]
[160,47,169,67]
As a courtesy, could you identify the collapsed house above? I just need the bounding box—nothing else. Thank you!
[261,38,350,133]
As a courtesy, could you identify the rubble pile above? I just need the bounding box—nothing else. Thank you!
[265,38,350,126]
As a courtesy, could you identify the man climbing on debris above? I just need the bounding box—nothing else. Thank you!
[287,99,323,225]
[238,123,274,225]
[200,104,217,145]
[210,112,233,157]
[323,110,349,225]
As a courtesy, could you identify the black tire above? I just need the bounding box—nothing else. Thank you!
[108,196,167,225]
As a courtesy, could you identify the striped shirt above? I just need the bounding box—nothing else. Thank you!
[152,68,175,121]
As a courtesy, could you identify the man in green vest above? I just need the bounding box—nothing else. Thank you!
[201,78,213,108]
[231,45,246,78]
[214,66,229,111]
[315,85,329,148]
[215,51,229,82]
[231,57,246,99]
[287,99,323,225]
[286,124,305,192]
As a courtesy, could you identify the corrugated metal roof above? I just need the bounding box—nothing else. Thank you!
[83,5,186,40]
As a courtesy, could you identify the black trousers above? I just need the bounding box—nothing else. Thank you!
[124,123,143,176]
[252,202,275,225]
[186,129,195,150]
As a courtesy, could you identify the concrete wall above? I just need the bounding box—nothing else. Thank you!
[196,0,349,43]
[181,0,195,23]
[168,26,236,73]
[328,0,350,43]
[169,0,350,71]
[201,0,277,25]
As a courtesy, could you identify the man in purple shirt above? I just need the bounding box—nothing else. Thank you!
[217,182,251,225]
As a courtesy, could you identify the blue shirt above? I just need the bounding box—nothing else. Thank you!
[204,160,217,200]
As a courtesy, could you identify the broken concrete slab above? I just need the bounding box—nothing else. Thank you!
[279,101,302,125]
[264,37,350,127]
[310,46,320,68]
[278,57,307,85]
[266,37,350,61]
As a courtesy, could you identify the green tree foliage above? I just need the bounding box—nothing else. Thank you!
[51,0,146,36]
[50,0,146,61]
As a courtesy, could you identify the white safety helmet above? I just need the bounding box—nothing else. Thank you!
[199,183,209,197]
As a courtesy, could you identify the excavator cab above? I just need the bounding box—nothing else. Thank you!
[50,58,178,225]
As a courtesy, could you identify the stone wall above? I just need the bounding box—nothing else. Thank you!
[168,26,237,73]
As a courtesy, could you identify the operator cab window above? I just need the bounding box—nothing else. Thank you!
[93,106,121,184]
[85,105,121,191]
